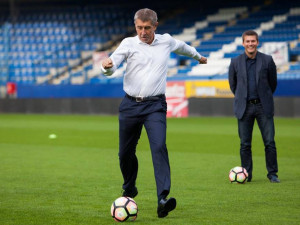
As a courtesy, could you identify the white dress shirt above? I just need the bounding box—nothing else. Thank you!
[101,33,202,97]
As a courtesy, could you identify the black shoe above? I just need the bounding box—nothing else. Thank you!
[122,187,138,198]
[269,175,280,183]
[157,197,176,218]
[247,174,252,182]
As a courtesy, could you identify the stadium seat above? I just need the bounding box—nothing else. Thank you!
[1,0,299,85]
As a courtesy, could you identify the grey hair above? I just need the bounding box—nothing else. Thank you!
[134,8,158,25]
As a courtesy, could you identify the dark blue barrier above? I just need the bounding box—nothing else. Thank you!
[17,83,125,98]
[274,80,300,97]
[16,79,300,98]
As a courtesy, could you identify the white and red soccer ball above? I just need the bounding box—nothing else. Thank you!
[111,197,138,222]
[229,166,248,184]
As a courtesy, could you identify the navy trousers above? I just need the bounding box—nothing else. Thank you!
[238,102,278,179]
[118,94,171,201]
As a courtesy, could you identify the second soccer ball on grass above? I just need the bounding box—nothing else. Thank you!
[229,166,248,184]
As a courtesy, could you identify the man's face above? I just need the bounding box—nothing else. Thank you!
[243,35,259,56]
[135,19,157,44]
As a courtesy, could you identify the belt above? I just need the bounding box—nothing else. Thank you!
[248,99,261,104]
[126,94,164,102]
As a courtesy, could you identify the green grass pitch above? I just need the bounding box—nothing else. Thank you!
[0,114,299,225]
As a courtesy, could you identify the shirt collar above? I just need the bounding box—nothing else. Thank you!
[244,52,256,60]
[136,33,159,46]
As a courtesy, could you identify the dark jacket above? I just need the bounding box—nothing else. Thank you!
[228,51,277,119]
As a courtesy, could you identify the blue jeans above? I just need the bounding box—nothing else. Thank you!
[238,103,278,179]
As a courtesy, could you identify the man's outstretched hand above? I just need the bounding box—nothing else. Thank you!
[198,56,207,64]
[102,58,114,69]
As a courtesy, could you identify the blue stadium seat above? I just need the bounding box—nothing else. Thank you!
[1,1,299,85]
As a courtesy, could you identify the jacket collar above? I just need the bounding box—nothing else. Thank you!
[255,51,262,84]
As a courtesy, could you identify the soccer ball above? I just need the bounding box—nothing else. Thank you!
[229,166,248,184]
[111,197,138,222]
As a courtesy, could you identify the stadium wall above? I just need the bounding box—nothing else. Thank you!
[12,80,300,99]
[0,97,299,117]
[0,80,299,117]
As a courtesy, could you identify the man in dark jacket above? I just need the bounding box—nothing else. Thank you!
[228,30,279,183]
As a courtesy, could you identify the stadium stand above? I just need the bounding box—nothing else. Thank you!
[84,0,299,83]
[5,4,135,85]
[0,0,299,89]
[169,1,300,80]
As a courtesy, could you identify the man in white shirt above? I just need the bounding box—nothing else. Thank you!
[102,8,207,218]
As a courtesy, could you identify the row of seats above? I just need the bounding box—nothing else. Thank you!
[7,22,129,36]
[53,1,300,85]
[158,3,296,79]
[0,3,138,85]
[1,1,300,85]
[278,62,300,79]
[291,42,300,55]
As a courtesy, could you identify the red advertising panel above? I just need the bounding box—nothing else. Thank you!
[6,82,17,95]
[166,81,188,118]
